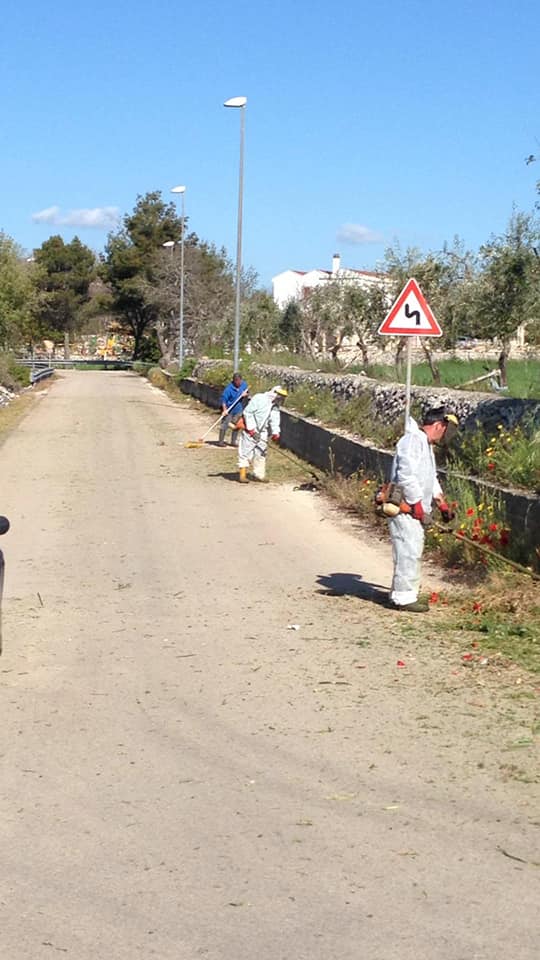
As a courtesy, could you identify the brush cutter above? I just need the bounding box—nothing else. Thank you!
[267,442,323,486]
[184,390,248,448]
[377,489,540,581]
[430,521,540,581]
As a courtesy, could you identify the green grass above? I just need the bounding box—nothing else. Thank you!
[437,609,540,675]
[187,348,540,398]
[362,358,540,399]
[251,354,540,399]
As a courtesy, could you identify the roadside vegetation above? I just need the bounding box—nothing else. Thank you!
[189,359,540,491]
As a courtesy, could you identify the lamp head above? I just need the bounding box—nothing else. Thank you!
[171,185,186,194]
[224,96,247,108]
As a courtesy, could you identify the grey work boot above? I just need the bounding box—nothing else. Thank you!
[390,598,429,613]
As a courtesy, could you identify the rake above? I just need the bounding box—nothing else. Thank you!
[183,390,248,449]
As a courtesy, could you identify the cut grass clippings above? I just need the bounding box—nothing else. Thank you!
[427,575,540,675]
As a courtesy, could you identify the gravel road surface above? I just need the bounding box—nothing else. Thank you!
[1,371,538,959]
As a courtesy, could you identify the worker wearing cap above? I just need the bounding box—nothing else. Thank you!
[218,372,249,447]
[388,407,458,612]
[237,386,288,483]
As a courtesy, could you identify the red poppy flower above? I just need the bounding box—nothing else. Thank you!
[487,462,496,470]
[429,591,439,604]
[456,530,465,539]
[489,522,498,531]
[472,601,482,613]
[466,508,475,516]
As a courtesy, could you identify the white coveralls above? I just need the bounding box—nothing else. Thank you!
[238,389,282,480]
[389,417,443,606]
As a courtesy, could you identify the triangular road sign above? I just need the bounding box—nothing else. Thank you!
[378,278,442,337]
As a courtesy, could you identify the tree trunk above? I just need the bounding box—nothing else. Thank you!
[395,337,406,369]
[421,341,441,384]
[358,338,369,367]
[498,347,509,387]
[156,316,175,366]
[64,331,70,360]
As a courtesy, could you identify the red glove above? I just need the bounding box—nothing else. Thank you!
[411,501,424,522]
[271,434,280,442]
[437,501,454,523]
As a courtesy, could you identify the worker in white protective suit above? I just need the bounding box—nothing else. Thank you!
[388,407,458,612]
[237,386,288,483]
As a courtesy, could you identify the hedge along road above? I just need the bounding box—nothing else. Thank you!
[1,370,538,960]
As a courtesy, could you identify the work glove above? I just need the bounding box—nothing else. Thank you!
[271,434,280,442]
[437,501,455,523]
[411,501,424,522]
[248,429,260,442]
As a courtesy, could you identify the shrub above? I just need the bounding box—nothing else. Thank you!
[0,352,31,389]
[176,357,197,381]
[452,420,540,490]
[132,361,153,376]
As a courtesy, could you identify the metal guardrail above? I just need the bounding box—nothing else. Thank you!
[30,367,55,384]
[17,358,134,371]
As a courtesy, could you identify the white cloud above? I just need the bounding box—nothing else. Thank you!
[336,223,383,245]
[32,205,61,224]
[31,205,120,229]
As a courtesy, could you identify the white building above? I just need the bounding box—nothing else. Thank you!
[272,253,388,309]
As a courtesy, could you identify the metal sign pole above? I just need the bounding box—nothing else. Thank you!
[404,338,412,424]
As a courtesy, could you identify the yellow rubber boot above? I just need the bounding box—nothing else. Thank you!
[238,467,249,484]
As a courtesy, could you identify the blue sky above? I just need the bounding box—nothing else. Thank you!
[1,0,538,288]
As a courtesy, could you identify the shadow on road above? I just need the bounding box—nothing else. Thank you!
[208,471,241,483]
[316,572,389,606]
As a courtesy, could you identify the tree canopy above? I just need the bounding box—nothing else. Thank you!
[32,235,97,343]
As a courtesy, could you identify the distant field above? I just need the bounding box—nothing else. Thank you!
[253,353,539,400]
[363,358,540,399]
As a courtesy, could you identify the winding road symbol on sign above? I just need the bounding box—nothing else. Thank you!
[404,303,421,326]
[378,278,442,337]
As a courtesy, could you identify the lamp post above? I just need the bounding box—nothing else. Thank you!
[171,185,186,367]
[224,95,247,371]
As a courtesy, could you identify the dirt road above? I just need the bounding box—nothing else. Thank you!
[1,371,538,959]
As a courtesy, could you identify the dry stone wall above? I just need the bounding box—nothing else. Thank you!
[193,359,539,434]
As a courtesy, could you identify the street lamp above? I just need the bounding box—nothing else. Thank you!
[171,185,186,367]
[224,95,247,371]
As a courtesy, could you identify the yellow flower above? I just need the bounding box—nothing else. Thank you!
[478,503,484,511]
[497,424,503,431]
